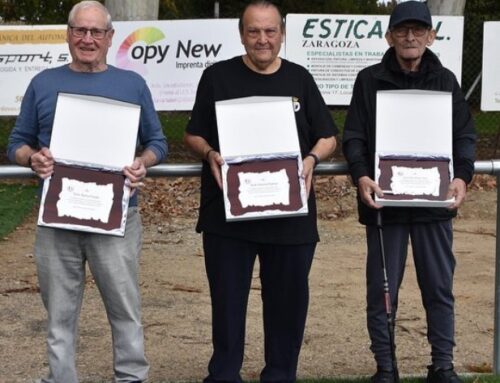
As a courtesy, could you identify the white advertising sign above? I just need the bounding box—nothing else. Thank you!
[481,22,500,111]
[0,25,70,115]
[285,14,464,105]
[108,19,244,111]
[0,19,244,115]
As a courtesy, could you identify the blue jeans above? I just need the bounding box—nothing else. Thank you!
[35,207,148,383]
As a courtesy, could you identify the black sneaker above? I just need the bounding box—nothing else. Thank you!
[427,365,463,383]
[371,367,397,383]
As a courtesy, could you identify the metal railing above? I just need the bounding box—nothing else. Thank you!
[1,159,500,374]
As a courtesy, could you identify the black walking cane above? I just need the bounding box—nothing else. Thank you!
[376,209,400,382]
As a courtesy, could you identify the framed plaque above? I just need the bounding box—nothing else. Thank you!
[216,96,308,221]
[222,155,307,221]
[377,156,451,205]
[375,90,454,207]
[38,93,141,236]
[38,163,129,235]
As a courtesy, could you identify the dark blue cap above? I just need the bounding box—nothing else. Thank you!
[389,1,432,29]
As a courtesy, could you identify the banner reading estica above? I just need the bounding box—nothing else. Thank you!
[481,22,500,111]
[285,14,464,105]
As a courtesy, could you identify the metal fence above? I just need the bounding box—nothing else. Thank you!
[2,160,500,374]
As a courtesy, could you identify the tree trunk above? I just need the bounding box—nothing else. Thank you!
[105,0,159,21]
[426,0,466,16]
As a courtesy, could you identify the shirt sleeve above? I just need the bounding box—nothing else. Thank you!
[7,81,39,163]
[342,72,371,185]
[186,68,216,143]
[138,83,168,163]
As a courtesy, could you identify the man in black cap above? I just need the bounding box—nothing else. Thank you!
[343,1,475,383]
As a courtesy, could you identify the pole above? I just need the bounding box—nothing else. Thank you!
[495,173,500,373]
[376,210,400,382]
[2,160,500,179]
[105,0,159,21]
[426,0,466,16]
[214,1,220,18]
[465,71,482,101]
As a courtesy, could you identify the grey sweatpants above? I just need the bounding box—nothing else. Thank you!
[35,207,148,383]
[366,220,456,370]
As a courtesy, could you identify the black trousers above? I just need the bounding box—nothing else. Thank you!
[366,220,456,371]
[202,232,316,383]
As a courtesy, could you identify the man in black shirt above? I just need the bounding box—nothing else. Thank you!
[184,1,337,382]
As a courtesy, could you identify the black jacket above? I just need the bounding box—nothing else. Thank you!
[343,48,476,226]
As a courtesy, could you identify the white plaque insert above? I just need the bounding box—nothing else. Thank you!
[56,178,114,223]
[390,166,441,197]
[238,169,290,208]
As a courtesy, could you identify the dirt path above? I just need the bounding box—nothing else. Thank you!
[0,179,496,382]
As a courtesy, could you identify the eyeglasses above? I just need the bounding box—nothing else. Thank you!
[69,25,110,40]
[391,25,430,37]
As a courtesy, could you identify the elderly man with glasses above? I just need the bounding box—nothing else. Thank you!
[7,1,167,382]
[343,2,475,383]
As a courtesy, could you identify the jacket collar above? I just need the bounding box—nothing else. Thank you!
[373,47,443,86]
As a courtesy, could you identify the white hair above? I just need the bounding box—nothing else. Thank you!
[68,1,113,29]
